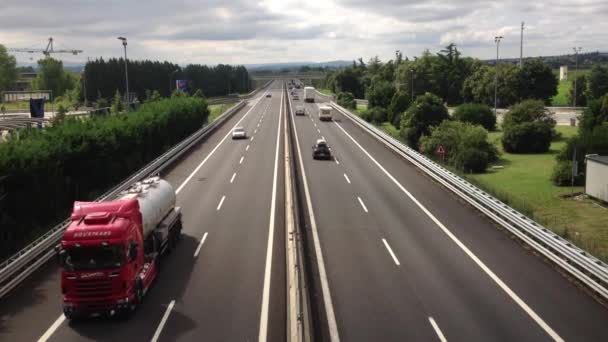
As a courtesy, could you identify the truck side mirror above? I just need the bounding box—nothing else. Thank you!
[55,245,66,267]
[128,242,138,261]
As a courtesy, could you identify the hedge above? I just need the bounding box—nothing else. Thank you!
[0,97,209,260]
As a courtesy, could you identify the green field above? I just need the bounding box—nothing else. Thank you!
[552,80,572,106]
[208,104,233,122]
[317,88,333,96]
[356,103,368,114]
[467,126,608,261]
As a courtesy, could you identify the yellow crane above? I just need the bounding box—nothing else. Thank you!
[8,37,83,57]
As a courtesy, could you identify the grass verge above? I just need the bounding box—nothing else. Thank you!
[208,103,234,122]
[552,80,572,106]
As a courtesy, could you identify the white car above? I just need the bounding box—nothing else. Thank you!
[232,126,246,139]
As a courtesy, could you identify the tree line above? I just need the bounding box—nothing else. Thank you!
[0,96,209,260]
[84,58,251,103]
[329,44,608,176]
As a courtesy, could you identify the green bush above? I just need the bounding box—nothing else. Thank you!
[400,92,450,147]
[453,103,496,131]
[420,120,498,173]
[337,92,356,109]
[454,148,489,173]
[0,97,209,260]
[551,160,575,186]
[502,99,556,128]
[502,122,553,153]
[367,107,388,124]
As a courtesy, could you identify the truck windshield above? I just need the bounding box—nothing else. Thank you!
[64,245,124,271]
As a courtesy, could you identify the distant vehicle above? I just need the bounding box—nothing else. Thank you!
[293,94,299,100]
[318,105,332,121]
[266,94,272,98]
[304,87,315,102]
[57,177,182,319]
[295,84,301,89]
[232,126,247,139]
[312,139,332,160]
[295,106,305,115]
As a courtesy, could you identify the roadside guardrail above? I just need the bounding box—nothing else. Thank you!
[0,82,272,298]
[330,101,608,300]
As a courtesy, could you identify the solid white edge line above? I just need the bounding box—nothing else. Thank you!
[258,84,283,342]
[216,195,226,211]
[175,90,269,194]
[288,87,340,341]
[382,238,400,266]
[429,317,447,342]
[150,300,176,342]
[230,172,236,184]
[332,120,564,342]
[239,156,244,164]
[37,314,65,342]
[193,232,208,258]
[343,173,351,184]
[357,196,368,213]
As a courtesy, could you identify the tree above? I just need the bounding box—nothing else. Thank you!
[367,77,395,109]
[420,120,498,173]
[501,99,556,153]
[568,74,588,107]
[363,107,388,124]
[453,103,496,131]
[462,64,521,107]
[579,95,608,133]
[586,64,608,100]
[502,122,553,153]
[0,44,18,93]
[518,59,558,104]
[336,92,356,109]
[388,91,411,126]
[334,68,365,98]
[32,58,76,98]
[400,92,450,147]
[111,90,125,113]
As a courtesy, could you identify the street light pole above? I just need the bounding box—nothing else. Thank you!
[494,36,503,116]
[410,69,415,102]
[117,37,129,109]
[573,47,582,107]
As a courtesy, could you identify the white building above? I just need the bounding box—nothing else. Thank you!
[585,155,608,202]
[560,66,569,81]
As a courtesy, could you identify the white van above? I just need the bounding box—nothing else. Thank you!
[304,86,315,103]
[318,106,332,121]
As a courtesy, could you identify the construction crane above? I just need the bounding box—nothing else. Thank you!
[8,37,83,57]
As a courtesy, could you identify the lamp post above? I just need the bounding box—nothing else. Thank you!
[117,37,129,109]
[494,36,503,116]
[410,69,415,102]
[573,47,582,107]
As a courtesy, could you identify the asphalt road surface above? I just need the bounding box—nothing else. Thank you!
[0,81,286,342]
[288,88,608,342]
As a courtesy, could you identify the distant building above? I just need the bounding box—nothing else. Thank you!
[585,155,608,202]
[15,72,37,91]
[559,66,568,81]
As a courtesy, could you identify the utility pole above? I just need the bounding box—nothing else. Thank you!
[117,37,129,109]
[494,36,503,116]
[520,22,524,67]
[83,57,90,107]
[573,47,582,107]
[410,69,415,102]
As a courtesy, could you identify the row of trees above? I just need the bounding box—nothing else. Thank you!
[326,44,562,111]
[84,58,251,103]
[567,65,608,107]
[0,96,209,259]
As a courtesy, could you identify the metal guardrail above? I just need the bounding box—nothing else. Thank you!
[330,101,608,300]
[0,100,250,298]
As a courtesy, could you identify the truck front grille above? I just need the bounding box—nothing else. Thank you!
[73,278,113,299]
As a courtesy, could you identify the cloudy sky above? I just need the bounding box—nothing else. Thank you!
[1,0,605,66]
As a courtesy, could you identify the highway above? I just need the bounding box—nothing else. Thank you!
[0,81,286,342]
[2,80,608,342]
[289,88,608,341]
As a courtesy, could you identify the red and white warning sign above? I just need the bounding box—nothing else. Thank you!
[434,144,446,155]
